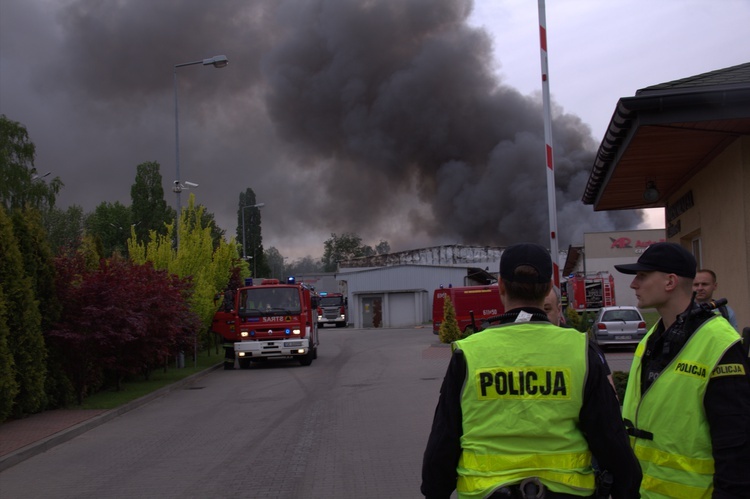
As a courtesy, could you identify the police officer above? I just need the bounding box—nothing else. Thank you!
[421,243,641,498]
[615,242,750,498]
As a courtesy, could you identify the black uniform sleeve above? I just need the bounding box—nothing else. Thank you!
[704,343,750,499]
[421,350,465,498]
[579,344,642,498]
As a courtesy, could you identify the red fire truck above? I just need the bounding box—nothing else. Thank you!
[432,285,504,335]
[317,292,348,328]
[564,272,616,312]
[212,278,319,370]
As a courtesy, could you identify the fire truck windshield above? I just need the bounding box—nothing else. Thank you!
[239,287,301,316]
[319,295,343,307]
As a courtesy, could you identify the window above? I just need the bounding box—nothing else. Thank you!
[602,310,642,322]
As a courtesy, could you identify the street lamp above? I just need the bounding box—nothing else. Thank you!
[173,54,228,248]
[31,171,52,181]
[242,203,265,276]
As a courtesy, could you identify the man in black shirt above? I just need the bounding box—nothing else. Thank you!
[421,243,641,498]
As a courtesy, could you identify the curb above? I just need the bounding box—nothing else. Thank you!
[0,363,223,472]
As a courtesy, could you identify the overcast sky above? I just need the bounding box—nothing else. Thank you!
[1,0,747,260]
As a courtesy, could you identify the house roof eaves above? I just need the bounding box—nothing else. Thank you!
[583,86,750,206]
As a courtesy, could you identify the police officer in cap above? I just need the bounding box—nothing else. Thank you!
[421,243,641,498]
[615,242,750,498]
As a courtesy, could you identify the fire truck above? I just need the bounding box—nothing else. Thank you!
[212,277,320,370]
[432,285,504,335]
[564,272,616,312]
[317,292,348,328]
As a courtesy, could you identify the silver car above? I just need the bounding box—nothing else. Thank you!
[590,306,648,348]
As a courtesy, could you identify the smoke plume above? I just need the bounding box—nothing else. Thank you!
[2,0,642,258]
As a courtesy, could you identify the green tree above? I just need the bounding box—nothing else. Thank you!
[85,201,133,258]
[265,247,286,279]
[565,307,581,330]
[12,207,61,332]
[0,285,19,422]
[130,161,174,244]
[0,206,47,417]
[286,255,323,276]
[129,194,244,354]
[374,240,391,255]
[322,233,365,272]
[187,206,224,251]
[0,115,63,213]
[439,296,461,344]
[321,233,389,271]
[43,205,85,256]
[236,188,269,277]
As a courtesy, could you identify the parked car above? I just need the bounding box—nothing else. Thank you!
[590,306,647,348]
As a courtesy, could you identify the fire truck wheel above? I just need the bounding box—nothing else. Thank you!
[299,350,314,366]
[238,358,251,369]
[335,322,346,328]
[313,347,318,360]
[223,361,234,370]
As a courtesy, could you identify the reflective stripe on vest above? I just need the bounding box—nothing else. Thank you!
[622,316,739,498]
[454,322,594,498]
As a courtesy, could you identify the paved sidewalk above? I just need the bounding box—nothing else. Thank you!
[0,363,222,472]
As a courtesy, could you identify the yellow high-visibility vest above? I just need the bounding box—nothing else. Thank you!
[454,322,595,498]
[623,315,741,498]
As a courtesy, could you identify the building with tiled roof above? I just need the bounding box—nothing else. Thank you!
[583,62,750,328]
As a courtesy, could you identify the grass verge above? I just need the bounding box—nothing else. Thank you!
[78,348,223,410]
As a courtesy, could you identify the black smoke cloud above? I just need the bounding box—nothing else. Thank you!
[1,0,641,258]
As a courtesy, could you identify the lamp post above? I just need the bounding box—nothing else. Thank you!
[173,54,228,249]
[242,203,265,276]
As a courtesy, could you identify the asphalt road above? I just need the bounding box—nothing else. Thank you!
[0,327,633,499]
[0,327,450,498]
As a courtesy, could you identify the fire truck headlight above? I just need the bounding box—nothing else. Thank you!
[238,352,246,357]
[296,349,305,354]
[293,329,301,335]
[240,331,249,338]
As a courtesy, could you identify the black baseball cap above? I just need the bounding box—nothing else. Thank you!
[614,242,697,278]
[500,243,553,283]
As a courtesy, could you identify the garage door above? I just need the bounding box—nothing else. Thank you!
[389,292,417,327]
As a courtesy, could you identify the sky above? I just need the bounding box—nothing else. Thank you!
[1,0,748,261]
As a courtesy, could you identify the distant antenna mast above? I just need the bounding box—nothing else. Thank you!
[538,0,560,288]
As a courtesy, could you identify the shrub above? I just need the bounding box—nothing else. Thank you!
[48,255,200,404]
[439,296,461,344]
[612,370,629,402]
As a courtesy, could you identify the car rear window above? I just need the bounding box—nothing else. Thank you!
[602,310,642,322]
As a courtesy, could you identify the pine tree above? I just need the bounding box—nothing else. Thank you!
[12,207,61,331]
[0,285,19,422]
[0,206,47,416]
[130,161,173,243]
[439,296,461,344]
[565,307,581,330]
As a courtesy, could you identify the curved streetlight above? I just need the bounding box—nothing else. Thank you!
[31,171,52,181]
[173,54,228,248]
[242,203,265,276]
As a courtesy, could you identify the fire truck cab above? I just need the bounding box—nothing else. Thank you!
[317,292,348,328]
[212,278,319,369]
